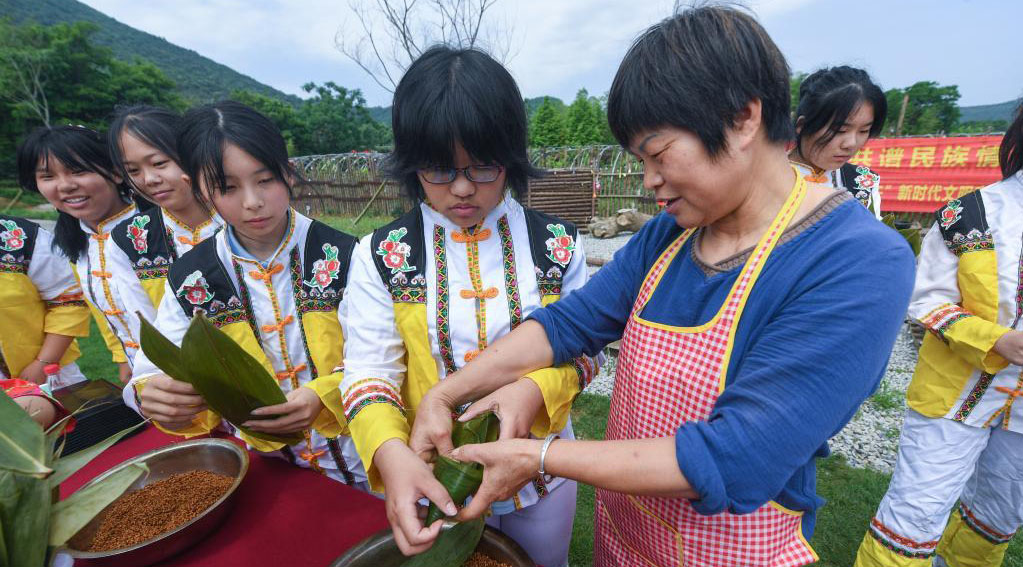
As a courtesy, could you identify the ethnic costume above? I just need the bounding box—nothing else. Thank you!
[793,161,883,219]
[855,173,1023,567]
[341,197,598,567]
[128,210,368,488]
[0,216,90,389]
[531,173,914,566]
[90,206,223,364]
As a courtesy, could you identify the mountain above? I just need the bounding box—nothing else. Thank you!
[1,0,300,104]
[959,99,1019,124]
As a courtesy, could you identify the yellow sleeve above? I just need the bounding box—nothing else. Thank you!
[89,302,127,364]
[523,360,587,438]
[348,401,410,492]
[302,371,348,438]
[936,310,1011,374]
[43,302,91,338]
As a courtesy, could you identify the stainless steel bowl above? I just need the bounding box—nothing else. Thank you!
[330,524,535,567]
[64,438,248,567]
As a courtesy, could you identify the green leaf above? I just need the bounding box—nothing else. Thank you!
[0,516,8,567]
[1,472,50,567]
[402,518,485,567]
[49,463,146,547]
[48,422,145,489]
[138,312,192,384]
[181,313,301,445]
[425,412,498,526]
[0,387,50,478]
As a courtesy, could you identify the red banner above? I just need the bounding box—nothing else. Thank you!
[848,135,1003,213]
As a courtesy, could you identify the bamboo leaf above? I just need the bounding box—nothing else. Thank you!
[425,412,498,526]
[0,516,8,567]
[1,472,50,567]
[48,422,145,489]
[402,518,485,567]
[181,313,301,445]
[49,463,146,547]
[0,388,50,478]
[138,313,193,384]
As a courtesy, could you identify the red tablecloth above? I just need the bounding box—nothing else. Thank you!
[61,427,388,567]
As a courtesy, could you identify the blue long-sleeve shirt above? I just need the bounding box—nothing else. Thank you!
[529,194,915,538]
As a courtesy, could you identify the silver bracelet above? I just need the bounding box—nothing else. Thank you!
[538,433,560,483]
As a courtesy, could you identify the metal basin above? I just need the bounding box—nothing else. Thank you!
[331,524,535,567]
[63,438,248,567]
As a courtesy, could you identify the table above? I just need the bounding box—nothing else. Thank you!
[61,427,389,567]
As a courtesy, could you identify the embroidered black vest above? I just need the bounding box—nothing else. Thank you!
[110,205,176,282]
[368,206,576,301]
[934,190,991,257]
[0,215,40,275]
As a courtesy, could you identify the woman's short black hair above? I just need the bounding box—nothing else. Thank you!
[109,105,182,195]
[176,100,295,205]
[795,66,887,153]
[607,5,793,157]
[16,125,129,262]
[999,102,1023,179]
[386,45,540,202]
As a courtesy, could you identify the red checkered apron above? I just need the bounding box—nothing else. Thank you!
[595,175,818,567]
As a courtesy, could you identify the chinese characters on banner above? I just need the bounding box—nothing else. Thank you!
[849,135,1003,213]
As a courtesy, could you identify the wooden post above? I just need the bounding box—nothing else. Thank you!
[351,180,388,229]
[895,93,909,136]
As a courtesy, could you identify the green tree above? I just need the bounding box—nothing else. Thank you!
[0,20,182,177]
[884,81,961,135]
[529,96,567,147]
[293,81,389,154]
[790,72,807,115]
[565,89,599,145]
[231,89,302,154]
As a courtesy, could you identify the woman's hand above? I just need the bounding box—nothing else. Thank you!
[375,438,456,556]
[137,374,207,429]
[457,378,545,441]
[408,388,459,461]
[450,438,542,521]
[17,360,48,385]
[994,330,1023,365]
[244,387,324,434]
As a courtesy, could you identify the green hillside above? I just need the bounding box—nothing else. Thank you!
[1,0,299,104]
[959,98,1019,123]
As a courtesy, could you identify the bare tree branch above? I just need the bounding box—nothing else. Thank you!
[336,0,512,93]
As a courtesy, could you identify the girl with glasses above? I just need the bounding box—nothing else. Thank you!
[340,45,598,567]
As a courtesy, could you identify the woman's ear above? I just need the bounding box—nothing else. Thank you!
[730,98,763,150]
[794,115,805,137]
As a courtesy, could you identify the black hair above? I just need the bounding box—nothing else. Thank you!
[607,4,793,157]
[386,45,541,202]
[795,66,887,154]
[16,125,130,262]
[109,105,182,195]
[1000,102,1023,179]
[176,100,295,205]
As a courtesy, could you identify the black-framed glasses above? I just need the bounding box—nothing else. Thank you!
[417,165,504,184]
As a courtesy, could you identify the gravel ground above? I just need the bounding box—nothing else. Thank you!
[578,232,918,474]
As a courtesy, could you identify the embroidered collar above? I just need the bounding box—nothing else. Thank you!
[80,202,137,235]
[226,209,296,269]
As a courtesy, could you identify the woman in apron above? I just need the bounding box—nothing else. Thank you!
[394,6,916,566]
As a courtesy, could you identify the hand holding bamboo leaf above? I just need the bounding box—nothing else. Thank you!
[136,374,207,429]
[243,387,324,434]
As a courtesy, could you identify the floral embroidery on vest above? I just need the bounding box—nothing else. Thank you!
[854,166,879,192]
[939,199,964,229]
[376,228,415,274]
[176,270,214,305]
[127,215,151,253]
[304,242,341,293]
[0,219,26,252]
[544,223,575,267]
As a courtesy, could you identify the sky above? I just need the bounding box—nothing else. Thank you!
[79,0,1022,108]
